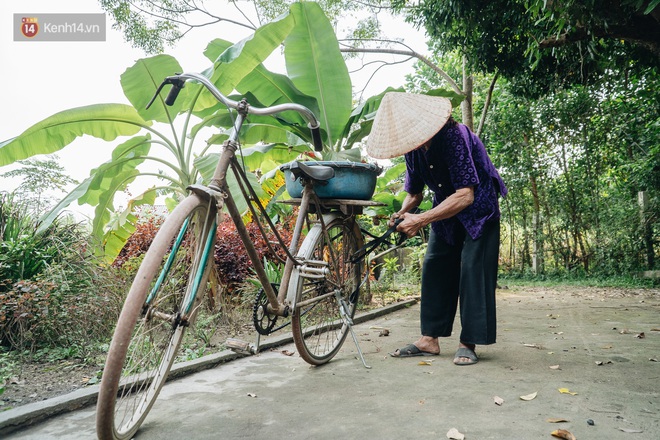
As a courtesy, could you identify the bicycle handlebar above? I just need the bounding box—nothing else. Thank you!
[147,72,324,152]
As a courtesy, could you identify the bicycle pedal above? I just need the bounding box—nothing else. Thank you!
[226,338,256,354]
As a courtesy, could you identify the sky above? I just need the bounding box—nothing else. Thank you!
[0,0,427,216]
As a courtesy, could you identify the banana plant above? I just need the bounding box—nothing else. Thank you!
[0,2,405,262]
[0,51,272,263]
[200,1,363,164]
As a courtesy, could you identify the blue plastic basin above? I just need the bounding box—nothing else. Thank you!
[280,161,382,200]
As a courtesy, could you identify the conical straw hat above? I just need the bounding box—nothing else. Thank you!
[366,92,452,159]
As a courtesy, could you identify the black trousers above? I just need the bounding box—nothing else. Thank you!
[420,220,500,345]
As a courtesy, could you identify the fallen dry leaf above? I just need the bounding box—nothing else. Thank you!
[595,360,612,366]
[494,396,504,406]
[446,428,465,440]
[418,360,433,366]
[281,350,295,356]
[650,328,660,332]
[523,343,542,349]
[635,332,645,339]
[247,393,257,398]
[558,388,578,395]
[551,428,577,440]
[520,391,538,401]
[650,358,658,362]
[547,418,569,423]
[549,365,561,370]
[379,329,390,337]
[601,344,613,349]
[619,328,631,334]
[618,427,644,433]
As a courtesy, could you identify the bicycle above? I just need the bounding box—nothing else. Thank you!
[95,72,383,440]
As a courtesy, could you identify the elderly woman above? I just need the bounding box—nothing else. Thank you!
[366,92,507,366]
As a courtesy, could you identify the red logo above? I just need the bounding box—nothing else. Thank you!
[21,17,39,38]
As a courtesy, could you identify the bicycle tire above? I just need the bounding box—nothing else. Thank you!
[290,216,364,365]
[96,194,215,440]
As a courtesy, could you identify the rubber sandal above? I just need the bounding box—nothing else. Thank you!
[389,344,439,358]
[453,347,478,366]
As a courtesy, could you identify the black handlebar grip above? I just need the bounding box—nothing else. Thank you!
[310,126,323,152]
[165,85,182,106]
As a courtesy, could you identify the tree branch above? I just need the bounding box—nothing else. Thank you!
[476,71,499,137]
[339,41,463,95]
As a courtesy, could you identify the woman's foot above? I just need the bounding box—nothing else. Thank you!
[453,342,478,366]
[389,336,440,357]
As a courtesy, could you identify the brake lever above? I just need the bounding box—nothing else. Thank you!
[146,75,186,109]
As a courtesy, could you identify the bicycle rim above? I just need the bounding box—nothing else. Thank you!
[96,194,214,440]
[291,217,363,365]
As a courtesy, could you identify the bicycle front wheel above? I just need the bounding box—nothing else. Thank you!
[96,194,215,440]
[290,216,364,365]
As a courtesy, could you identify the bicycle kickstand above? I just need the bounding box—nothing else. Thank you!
[337,294,371,369]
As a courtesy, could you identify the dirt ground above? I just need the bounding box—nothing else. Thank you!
[1,284,657,413]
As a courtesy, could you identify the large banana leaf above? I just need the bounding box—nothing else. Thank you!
[0,104,148,166]
[236,64,320,126]
[120,54,187,123]
[193,153,266,215]
[192,12,296,113]
[102,188,158,263]
[284,2,352,150]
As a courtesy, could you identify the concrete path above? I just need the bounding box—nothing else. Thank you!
[2,286,659,439]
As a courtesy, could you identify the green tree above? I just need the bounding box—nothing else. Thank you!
[396,0,660,96]
[0,156,78,213]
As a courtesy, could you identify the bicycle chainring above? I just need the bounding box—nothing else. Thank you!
[253,284,279,335]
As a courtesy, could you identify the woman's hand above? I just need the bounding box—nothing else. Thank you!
[393,212,425,237]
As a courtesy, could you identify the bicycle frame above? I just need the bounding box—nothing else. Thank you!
[154,72,329,320]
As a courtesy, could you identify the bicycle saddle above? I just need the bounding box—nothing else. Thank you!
[287,161,335,183]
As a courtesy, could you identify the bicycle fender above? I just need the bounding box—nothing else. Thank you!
[285,212,341,307]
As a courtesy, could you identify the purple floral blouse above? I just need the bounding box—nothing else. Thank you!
[404,122,508,245]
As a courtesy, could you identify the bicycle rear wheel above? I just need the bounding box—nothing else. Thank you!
[96,194,215,440]
[290,216,364,365]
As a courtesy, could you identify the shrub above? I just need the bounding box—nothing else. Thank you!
[214,215,294,288]
[0,192,123,353]
[114,211,295,289]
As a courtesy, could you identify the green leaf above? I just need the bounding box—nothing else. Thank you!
[37,177,95,233]
[426,87,466,109]
[120,54,186,123]
[193,154,265,215]
[236,64,320,126]
[0,104,148,167]
[284,2,352,150]
[236,143,310,172]
[193,39,236,112]
[103,188,158,263]
[198,13,295,111]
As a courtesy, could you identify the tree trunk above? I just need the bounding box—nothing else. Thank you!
[461,56,474,130]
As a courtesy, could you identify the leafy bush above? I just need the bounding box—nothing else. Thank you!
[214,215,294,288]
[113,211,295,289]
[112,215,163,268]
[0,192,124,353]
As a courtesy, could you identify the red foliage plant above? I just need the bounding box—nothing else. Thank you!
[113,212,295,289]
[213,214,293,287]
[113,216,164,268]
